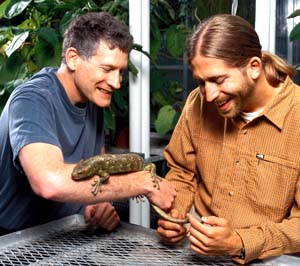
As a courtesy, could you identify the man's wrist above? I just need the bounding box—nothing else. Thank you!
[238,245,245,259]
[233,231,245,259]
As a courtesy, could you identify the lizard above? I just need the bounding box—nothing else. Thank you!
[71,153,189,224]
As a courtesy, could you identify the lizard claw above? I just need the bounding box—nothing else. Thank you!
[133,195,145,203]
[152,174,162,190]
[91,179,101,196]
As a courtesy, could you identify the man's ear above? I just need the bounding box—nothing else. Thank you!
[247,56,262,80]
[65,47,80,71]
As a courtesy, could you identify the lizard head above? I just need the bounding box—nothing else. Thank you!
[71,158,96,180]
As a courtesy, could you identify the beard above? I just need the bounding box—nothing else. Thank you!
[216,77,255,119]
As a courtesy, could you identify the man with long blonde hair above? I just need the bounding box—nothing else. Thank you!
[157,14,300,264]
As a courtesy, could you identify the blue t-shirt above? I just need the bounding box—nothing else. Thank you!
[0,67,104,232]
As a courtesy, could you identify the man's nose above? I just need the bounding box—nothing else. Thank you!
[107,71,121,89]
[204,83,219,102]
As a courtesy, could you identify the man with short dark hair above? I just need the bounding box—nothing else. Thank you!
[0,12,176,235]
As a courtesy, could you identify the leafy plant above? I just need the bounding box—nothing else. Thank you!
[0,0,134,131]
[288,8,300,70]
[0,0,254,140]
[0,0,194,143]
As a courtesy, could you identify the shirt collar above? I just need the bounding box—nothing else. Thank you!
[262,76,295,130]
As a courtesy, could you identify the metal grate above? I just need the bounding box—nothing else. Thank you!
[0,215,295,266]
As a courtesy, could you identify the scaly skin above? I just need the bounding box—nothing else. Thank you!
[71,153,189,224]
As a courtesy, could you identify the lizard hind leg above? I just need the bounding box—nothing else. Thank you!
[132,195,145,203]
[144,163,162,190]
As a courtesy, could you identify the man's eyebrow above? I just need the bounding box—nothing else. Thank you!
[196,74,228,82]
[99,63,127,70]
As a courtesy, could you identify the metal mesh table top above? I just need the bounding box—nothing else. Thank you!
[0,215,299,266]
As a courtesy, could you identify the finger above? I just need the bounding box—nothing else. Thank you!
[157,223,186,238]
[160,233,186,245]
[190,239,209,256]
[158,226,187,244]
[157,219,187,245]
[100,212,120,231]
[202,216,228,227]
[189,232,221,256]
[157,218,183,232]
[90,203,114,225]
[84,205,96,222]
[91,206,120,231]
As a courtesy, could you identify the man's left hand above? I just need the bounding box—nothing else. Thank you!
[187,214,243,257]
[84,202,120,231]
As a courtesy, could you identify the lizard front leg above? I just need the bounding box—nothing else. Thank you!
[144,163,162,190]
[91,172,110,196]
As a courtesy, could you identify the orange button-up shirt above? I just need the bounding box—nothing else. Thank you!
[164,76,300,263]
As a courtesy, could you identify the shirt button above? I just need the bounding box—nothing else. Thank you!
[236,160,240,165]
[242,130,247,135]
[228,191,234,196]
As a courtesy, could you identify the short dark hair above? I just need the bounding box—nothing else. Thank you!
[62,12,133,63]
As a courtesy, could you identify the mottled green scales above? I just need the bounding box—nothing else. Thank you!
[72,153,188,224]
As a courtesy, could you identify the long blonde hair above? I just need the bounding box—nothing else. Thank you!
[187,14,295,87]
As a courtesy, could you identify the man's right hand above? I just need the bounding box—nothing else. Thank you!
[146,178,176,210]
[157,209,188,244]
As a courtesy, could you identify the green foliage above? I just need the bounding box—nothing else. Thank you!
[0,0,193,138]
[288,9,300,42]
[288,9,300,70]
[0,0,132,123]
[1,0,253,138]
[155,105,176,136]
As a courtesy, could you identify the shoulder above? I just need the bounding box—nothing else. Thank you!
[9,68,59,107]
[183,87,214,116]
[183,87,202,112]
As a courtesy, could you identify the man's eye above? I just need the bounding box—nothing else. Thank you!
[196,79,205,87]
[101,67,111,73]
[215,78,225,85]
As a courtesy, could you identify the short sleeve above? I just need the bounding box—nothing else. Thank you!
[9,90,61,165]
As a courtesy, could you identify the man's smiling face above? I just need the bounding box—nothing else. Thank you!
[73,42,128,107]
[191,54,256,118]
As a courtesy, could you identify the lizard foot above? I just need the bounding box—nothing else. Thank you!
[144,163,162,190]
[152,174,162,190]
[91,179,102,196]
[133,195,145,203]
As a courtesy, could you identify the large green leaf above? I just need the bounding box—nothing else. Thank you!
[154,105,176,136]
[104,107,116,130]
[59,10,82,36]
[34,41,61,68]
[37,27,59,47]
[0,0,10,19]
[4,0,33,19]
[0,52,25,84]
[287,9,300,19]
[5,31,29,57]
[150,18,161,61]
[289,22,300,41]
[166,24,188,58]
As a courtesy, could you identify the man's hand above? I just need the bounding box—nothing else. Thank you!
[157,209,188,244]
[84,202,120,231]
[187,214,243,257]
[146,178,176,210]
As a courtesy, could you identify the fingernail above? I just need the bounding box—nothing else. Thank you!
[201,216,208,222]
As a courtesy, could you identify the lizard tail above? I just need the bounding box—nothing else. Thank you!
[151,204,189,224]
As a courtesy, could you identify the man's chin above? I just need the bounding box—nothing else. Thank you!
[218,109,239,119]
[95,100,111,108]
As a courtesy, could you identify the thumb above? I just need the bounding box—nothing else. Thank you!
[201,216,228,227]
[170,208,180,218]
[84,205,96,222]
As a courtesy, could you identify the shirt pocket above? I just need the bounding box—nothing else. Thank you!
[247,153,299,220]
